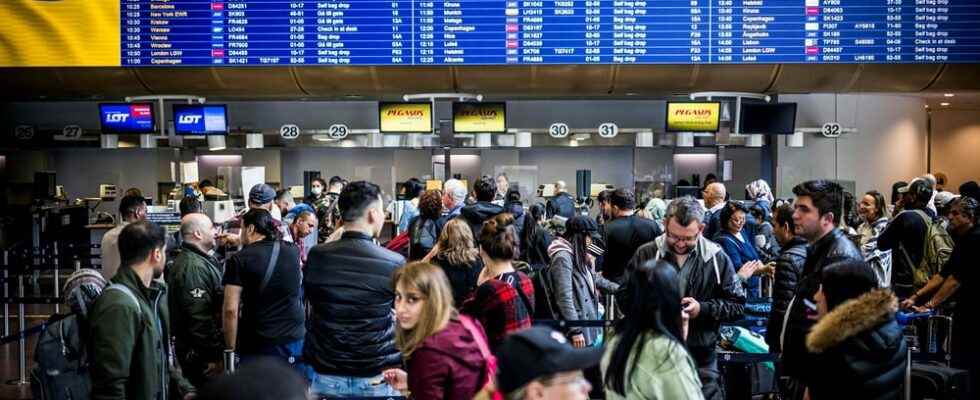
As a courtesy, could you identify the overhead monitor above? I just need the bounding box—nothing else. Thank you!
[665,102,721,133]
[99,103,155,134]
[453,102,507,133]
[173,104,228,135]
[379,102,433,133]
[738,103,799,135]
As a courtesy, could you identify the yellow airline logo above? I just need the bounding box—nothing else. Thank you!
[454,103,506,133]
[666,102,721,132]
[380,103,433,133]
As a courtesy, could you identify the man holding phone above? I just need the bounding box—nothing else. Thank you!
[623,196,746,400]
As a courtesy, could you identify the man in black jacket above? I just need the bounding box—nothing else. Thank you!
[624,196,745,400]
[304,181,405,397]
[766,203,807,353]
[602,188,662,283]
[547,180,577,219]
[459,176,506,239]
[878,178,939,298]
[781,180,863,400]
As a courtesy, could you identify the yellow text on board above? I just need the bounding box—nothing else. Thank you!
[454,103,506,133]
[667,103,721,132]
[0,0,120,67]
[380,103,433,133]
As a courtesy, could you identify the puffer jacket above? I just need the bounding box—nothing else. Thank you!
[459,202,506,239]
[780,228,863,378]
[546,238,619,346]
[624,235,746,364]
[766,237,807,352]
[304,231,405,377]
[805,289,907,400]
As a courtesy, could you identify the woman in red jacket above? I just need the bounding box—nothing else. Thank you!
[383,262,493,399]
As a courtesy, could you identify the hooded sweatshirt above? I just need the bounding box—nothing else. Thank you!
[406,317,489,400]
[459,202,506,239]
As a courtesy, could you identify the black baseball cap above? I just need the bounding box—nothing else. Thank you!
[496,327,604,394]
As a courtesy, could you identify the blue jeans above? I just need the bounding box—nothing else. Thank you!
[309,372,399,398]
[239,338,310,379]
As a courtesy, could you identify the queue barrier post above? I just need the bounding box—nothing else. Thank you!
[53,242,60,315]
[4,249,9,337]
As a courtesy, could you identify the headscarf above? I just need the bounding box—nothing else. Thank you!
[746,179,774,204]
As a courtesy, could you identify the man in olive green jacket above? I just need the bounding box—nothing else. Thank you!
[166,213,225,387]
[89,221,196,400]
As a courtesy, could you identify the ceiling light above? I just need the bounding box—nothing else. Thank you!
[940,102,950,107]
[943,93,955,97]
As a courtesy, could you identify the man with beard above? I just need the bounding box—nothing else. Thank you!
[89,220,196,400]
[620,196,746,400]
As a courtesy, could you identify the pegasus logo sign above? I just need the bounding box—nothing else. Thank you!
[178,115,203,124]
[105,112,129,122]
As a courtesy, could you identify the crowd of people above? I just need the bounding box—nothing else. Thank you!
[77,171,979,400]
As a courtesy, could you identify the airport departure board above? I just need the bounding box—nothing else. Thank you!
[1,0,977,66]
[118,0,980,65]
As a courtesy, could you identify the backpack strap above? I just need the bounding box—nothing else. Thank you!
[459,315,497,389]
[505,273,534,316]
[105,284,142,323]
[259,241,281,295]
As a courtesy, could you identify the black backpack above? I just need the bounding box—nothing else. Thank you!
[30,269,115,400]
[515,260,559,321]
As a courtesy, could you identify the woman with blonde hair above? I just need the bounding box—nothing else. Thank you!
[427,218,484,306]
[383,262,495,400]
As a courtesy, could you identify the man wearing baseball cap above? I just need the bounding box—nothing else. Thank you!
[496,326,603,400]
[220,184,291,247]
[878,177,941,299]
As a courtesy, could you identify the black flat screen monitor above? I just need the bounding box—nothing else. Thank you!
[739,103,798,135]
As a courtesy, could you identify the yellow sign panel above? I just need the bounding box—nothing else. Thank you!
[666,102,721,132]
[425,180,443,191]
[0,0,120,67]
[453,103,507,133]
[379,103,433,133]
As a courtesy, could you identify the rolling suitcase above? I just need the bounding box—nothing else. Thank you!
[910,362,972,400]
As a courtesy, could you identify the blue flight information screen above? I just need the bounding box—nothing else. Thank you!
[120,0,980,66]
[99,103,156,134]
[173,104,228,134]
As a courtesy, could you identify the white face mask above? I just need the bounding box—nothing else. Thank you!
[311,186,323,196]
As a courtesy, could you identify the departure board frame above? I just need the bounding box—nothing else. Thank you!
[110,0,980,67]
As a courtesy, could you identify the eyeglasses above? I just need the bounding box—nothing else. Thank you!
[665,230,698,244]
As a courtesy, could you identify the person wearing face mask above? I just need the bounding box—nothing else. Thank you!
[221,209,306,372]
[304,181,406,397]
[166,213,225,387]
[381,262,493,400]
[714,201,766,298]
[306,176,344,242]
[621,196,745,400]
